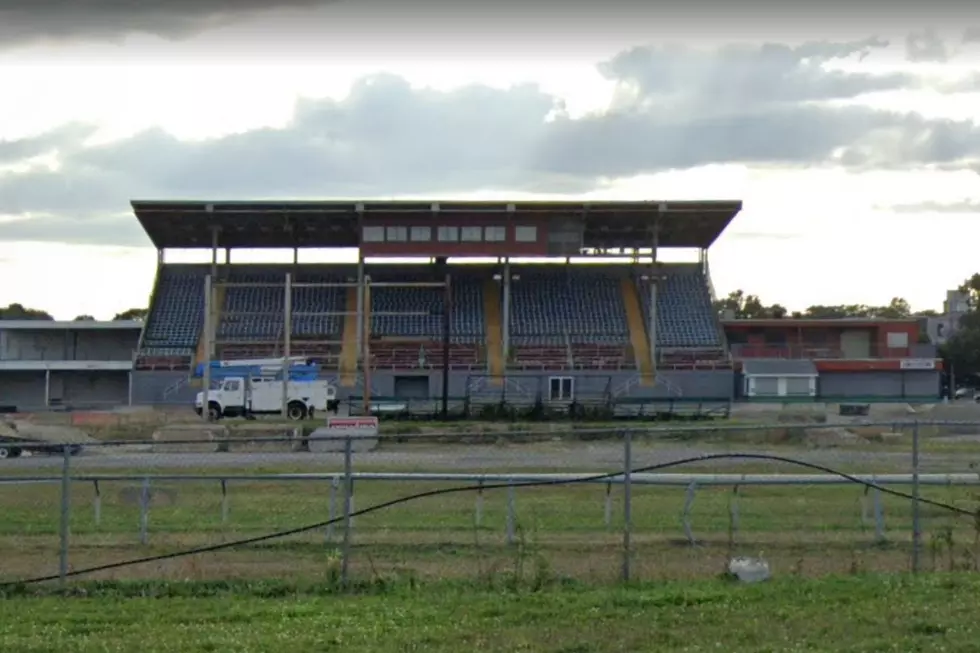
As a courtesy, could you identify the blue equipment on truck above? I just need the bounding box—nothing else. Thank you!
[192,356,320,381]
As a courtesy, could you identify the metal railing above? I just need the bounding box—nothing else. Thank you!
[4,419,980,587]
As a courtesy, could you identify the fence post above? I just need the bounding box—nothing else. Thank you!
[139,477,150,545]
[505,485,516,545]
[682,481,698,546]
[326,476,339,543]
[475,480,484,528]
[341,435,354,588]
[911,420,922,573]
[622,429,633,583]
[604,482,612,529]
[58,445,72,586]
[92,480,101,527]
[727,485,741,554]
[220,479,229,524]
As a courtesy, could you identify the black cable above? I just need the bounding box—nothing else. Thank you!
[2,452,974,587]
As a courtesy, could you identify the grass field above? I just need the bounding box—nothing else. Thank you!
[2,575,980,652]
[2,456,980,585]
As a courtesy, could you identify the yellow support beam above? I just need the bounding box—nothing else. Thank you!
[621,278,654,386]
[483,279,505,385]
[339,287,360,386]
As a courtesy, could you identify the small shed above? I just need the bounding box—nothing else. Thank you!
[742,360,818,398]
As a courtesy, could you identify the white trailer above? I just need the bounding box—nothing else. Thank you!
[195,377,338,421]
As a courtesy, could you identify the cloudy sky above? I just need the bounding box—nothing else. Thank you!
[1,0,979,319]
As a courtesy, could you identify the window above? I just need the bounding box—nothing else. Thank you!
[386,226,408,242]
[461,226,483,242]
[410,226,432,242]
[484,226,507,242]
[224,380,241,391]
[362,226,384,242]
[886,331,909,348]
[515,225,538,242]
[549,376,574,401]
[437,226,459,242]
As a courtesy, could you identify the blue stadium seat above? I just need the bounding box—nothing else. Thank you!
[636,264,722,348]
[368,270,485,342]
[509,267,629,345]
[140,265,207,356]
[218,267,347,341]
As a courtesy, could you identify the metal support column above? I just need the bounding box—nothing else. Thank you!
[281,272,293,419]
[362,277,372,415]
[209,225,219,282]
[441,272,452,419]
[201,274,213,421]
[44,368,51,408]
[356,255,365,362]
[648,204,662,369]
[502,258,511,361]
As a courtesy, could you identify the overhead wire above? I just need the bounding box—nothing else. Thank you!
[1,451,974,587]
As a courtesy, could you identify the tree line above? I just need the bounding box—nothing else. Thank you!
[713,290,938,320]
[0,304,147,322]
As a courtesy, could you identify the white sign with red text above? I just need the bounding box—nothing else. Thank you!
[326,416,380,439]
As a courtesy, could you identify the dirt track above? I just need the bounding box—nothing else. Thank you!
[2,440,974,473]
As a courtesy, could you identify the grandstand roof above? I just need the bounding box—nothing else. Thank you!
[132,199,741,250]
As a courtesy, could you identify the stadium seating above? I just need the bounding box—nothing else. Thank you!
[369,342,482,371]
[506,267,631,369]
[219,267,347,341]
[636,264,724,350]
[135,261,728,374]
[367,270,485,342]
[137,265,207,369]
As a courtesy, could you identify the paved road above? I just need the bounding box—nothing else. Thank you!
[0,442,971,473]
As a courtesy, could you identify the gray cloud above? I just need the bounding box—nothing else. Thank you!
[0,0,333,47]
[0,124,97,165]
[2,39,980,246]
[888,201,980,214]
[965,27,980,43]
[905,29,949,62]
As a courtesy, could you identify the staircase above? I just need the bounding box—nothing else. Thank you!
[339,287,359,386]
[194,281,226,367]
[483,278,505,385]
[621,278,654,386]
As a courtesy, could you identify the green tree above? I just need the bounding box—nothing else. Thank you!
[0,303,53,320]
[113,308,148,321]
[940,275,980,386]
[714,290,787,319]
[73,315,96,321]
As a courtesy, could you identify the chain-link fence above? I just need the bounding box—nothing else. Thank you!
[3,420,980,588]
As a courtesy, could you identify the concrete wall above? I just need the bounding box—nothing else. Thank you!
[0,371,130,410]
[132,370,196,406]
[343,368,734,403]
[818,371,940,399]
[0,329,138,361]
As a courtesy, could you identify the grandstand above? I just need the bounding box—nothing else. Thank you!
[129,200,740,407]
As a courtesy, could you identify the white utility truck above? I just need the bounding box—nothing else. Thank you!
[193,358,338,421]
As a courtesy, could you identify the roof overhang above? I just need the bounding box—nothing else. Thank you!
[132,199,742,250]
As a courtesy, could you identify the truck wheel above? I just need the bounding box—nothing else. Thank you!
[287,401,308,421]
[207,403,222,421]
[0,446,9,460]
